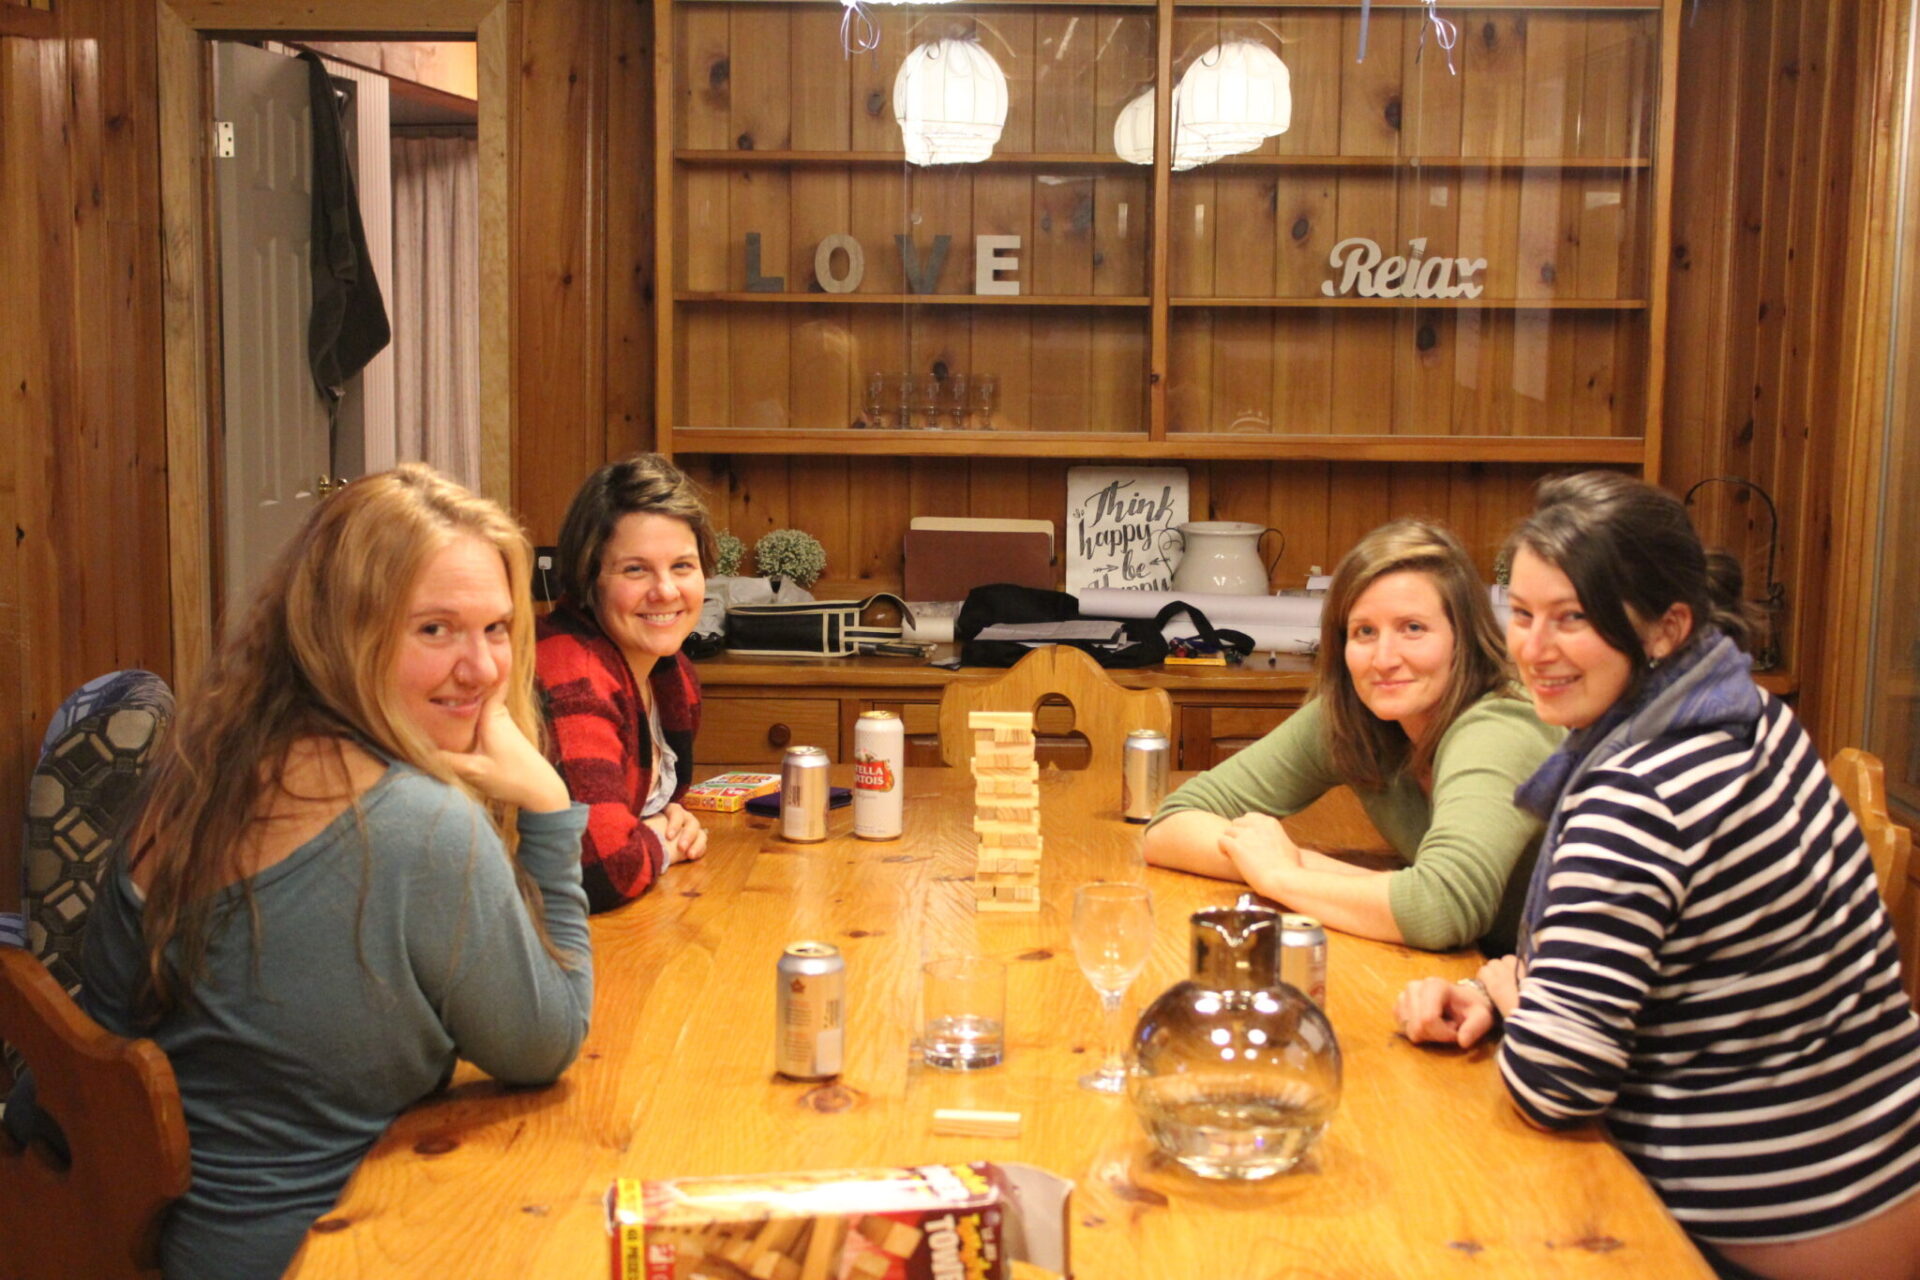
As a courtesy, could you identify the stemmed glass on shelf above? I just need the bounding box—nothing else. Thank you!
[1071,881,1154,1094]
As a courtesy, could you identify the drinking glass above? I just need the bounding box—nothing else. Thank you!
[970,374,998,430]
[921,956,1006,1070]
[863,371,887,428]
[1071,881,1154,1093]
[947,373,971,430]
[890,372,914,428]
[914,374,944,430]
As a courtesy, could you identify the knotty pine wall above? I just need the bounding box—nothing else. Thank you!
[0,0,1901,908]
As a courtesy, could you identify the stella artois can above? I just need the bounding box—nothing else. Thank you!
[853,710,905,840]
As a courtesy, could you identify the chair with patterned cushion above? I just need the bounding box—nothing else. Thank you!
[21,671,174,999]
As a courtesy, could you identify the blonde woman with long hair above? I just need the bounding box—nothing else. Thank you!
[1145,519,1559,954]
[5,465,592,1279]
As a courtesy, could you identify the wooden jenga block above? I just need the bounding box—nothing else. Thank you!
[972,773,1038,797]
[797,1219,847,1280]
[970,759,1039,780]
[976,896,1042,913]
[847,1254,891,1280]
[994,883,1039,902]
[967,711,1035,731]
[855,1214,924,1257]
[974,818,1041,843]
[984,801,1038,822]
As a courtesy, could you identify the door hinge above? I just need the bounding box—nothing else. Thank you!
[214,120,235,159]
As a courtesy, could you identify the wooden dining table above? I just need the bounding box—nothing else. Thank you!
[287,767,1710,1279]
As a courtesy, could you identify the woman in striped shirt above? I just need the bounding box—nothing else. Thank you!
[1395,472,1920,1280]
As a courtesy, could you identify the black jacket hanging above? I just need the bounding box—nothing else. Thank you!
[301,50,390,403]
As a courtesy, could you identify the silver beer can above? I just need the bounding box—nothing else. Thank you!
[776,941,845,1079]
[780,745,830,842]
[853,710,905,840]
[1122,728,1171,823]
[1279,913,1328,1008]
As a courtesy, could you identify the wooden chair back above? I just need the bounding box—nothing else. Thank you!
[0,948,190,1280]
[938,645,1173,791]
[1833,748,1915,1004]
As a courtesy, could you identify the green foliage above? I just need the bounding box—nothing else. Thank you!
[753,528,827,588]
[714,530,745,577]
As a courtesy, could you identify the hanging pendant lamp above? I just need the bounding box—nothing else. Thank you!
[1173,40,1291,166]
[893,38,1009,166]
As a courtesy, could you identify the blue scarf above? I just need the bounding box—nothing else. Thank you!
[1514,630,1760,957]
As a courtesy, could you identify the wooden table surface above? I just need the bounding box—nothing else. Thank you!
[287,769,1708,1279]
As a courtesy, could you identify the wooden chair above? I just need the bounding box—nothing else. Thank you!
[938,645,1173,792]
[0,947,190,1280]
[1832,748,1915,1004]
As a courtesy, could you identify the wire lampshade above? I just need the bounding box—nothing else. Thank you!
[1173,40,1291,165]
[893,38,1010,166]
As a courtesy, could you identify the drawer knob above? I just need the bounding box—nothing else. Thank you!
[767,722,792,748]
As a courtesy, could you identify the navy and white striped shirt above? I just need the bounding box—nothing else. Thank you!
[1501,692,1920,1243]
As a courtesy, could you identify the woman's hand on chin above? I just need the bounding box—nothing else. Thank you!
[439,692,572,814]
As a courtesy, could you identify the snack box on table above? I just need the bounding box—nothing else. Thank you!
[607,1162,1071,1280]
[680,772,782,813]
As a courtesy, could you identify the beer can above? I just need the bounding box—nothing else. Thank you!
[853,710,905,840]
[776,941,845,1079]
[780,745,830,842]
[1122,729,1171,823]
[1279,913,1328,1008]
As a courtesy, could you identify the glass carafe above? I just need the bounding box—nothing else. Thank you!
[1127,905,1342,1179]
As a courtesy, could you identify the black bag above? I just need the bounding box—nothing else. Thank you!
[956,584,1252,669]
[724,592,913,658]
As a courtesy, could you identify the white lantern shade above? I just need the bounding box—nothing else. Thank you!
[1114,83,1268,171]
[893,38,1009,166]
[1173,40,1291,165]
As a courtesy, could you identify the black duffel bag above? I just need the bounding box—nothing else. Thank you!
[956,583,1252,669]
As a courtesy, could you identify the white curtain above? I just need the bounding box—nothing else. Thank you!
[389,134,480,488]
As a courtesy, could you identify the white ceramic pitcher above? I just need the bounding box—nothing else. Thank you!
[1165,522,1283,596]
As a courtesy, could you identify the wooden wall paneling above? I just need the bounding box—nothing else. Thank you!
[165,0,500,30]
[786,6,849,429]
[908,457,970,522]
[1265,462,1331,584]
[725,6,790,432]
[786,455,852,588]
[1387,461,1450,527]
[674,4,730,435]
[514,0,608,535]
[1455,13,1529,440]
[1205,458,1271,576]
[968,459,1033,523]
[1393,15,1463,440]
[0,35,47,912]
[478,0,516,501]
[156,0,213,689]
[728,457,792,561]
[1026,458,1070,584]
[1799,0,1904,752]
[1328,12,1403,434]
[847,457,911,591]
[968,187,1032,429]
[606,0,656,457]
[1326,463,1383,572]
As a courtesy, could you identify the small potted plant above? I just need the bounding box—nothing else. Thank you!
[753,528,827,591]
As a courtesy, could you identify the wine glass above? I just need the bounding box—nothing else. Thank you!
[863,371,887,428]
[947,373,971,430]
[914,374,944,430]
[970,374,998,430]
[1071,881,1154,1094]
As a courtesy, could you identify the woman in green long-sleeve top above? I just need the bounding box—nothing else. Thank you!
[1145,520,1560,955]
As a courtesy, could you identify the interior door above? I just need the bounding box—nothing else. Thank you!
[213,41,331,611]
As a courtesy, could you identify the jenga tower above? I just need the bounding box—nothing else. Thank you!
[968,711,1041,912]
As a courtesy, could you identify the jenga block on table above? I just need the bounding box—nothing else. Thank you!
[967,711,1035,731]
[976,896,1042,913]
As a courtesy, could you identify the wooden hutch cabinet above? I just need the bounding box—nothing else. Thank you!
[653,0,1680,765]
[655,0,1675,464]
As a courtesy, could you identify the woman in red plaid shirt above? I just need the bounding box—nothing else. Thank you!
[536,455,713,911]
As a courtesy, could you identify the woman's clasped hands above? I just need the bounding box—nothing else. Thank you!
[1395,954,1519,1049]
[644,801,708,864]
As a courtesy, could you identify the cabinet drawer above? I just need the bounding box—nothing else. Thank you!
[703,698,842,764]
[1179,704,1297,771]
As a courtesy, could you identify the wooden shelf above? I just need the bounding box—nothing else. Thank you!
[1172,297,1648,309]
[671,428,1649,464]
[676,150,1141,169]
[677,150,1651,171]
[676,292,1152,307]
[1180,154,1653,171]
